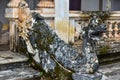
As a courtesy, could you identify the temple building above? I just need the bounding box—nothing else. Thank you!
[0,0,120,80]
[0,0,120,51]
[0,0,119,54]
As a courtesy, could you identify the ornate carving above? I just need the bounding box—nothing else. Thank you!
[37,0,54,8]
[102,32,108,38]
[36,0,54,13]
[7,0,21,8]
[7,0,28,8]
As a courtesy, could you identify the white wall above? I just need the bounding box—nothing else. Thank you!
[81,0,99,11]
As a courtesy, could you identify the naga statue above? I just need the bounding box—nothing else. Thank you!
[17,1,106,80]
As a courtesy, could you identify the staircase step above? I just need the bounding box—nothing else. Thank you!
[99,56,120,63]
[0,51,40,80]
[0,51,29,70]
[98,52,120,59]
[0,51,28,65]
[0,67,40,80]
[99,62,120,80]
[98,52,120,65]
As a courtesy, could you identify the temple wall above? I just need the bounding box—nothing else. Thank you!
[1,0,120,25]
[81,0,99,11]
[26,0,39,10]
[2,0,120,47]
[111,0,120,11]
[0,0,9,46]
[0,0,9,24]
[81,0,120,11]
[103,0,120,11]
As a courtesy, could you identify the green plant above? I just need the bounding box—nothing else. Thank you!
[39,72,44,76]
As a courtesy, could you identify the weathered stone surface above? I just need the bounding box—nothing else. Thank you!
[0,32,9,45]
[99,62,120,80]
[0,51,28,65]
[0,51,40,80]
[72,72,102,80]
[0,67,40,80]
[99,40,120,52]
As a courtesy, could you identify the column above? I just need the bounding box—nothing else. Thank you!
[55,0,69,43]
[36,0,54,13]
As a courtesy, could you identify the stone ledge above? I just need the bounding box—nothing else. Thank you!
[0,51,28,65]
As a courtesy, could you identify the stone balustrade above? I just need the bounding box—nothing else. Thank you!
[75,20,120,41]
[69,11,120,41]
[102,21,120,40]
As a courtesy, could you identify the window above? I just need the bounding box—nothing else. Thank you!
[69,0,81,10]
[81,0,99,11]
[100,0,120,11]
[111,0,120,11]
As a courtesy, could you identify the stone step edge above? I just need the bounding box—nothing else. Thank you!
[0,57,28,65]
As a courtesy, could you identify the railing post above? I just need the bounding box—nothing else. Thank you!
[107,22,113,38]
[113,22,119,38]
[102,32,108,38]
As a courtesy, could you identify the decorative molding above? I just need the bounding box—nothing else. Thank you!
[37,0,54,8]
[36,0,54,13]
